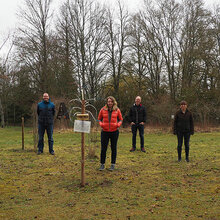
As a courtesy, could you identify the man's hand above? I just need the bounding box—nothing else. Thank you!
[131,122,135,125]
[140,122,144,125]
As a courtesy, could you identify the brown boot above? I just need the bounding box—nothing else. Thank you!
[141,147,146,152]
[130,147,136,152]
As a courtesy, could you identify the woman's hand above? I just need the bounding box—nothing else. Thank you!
[99,122,103,128]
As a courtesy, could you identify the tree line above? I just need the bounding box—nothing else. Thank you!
[0,0,219,127]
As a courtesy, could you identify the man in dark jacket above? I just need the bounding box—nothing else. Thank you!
[173,100,194,162]
[37,93,55,155]
[129,96,146,152]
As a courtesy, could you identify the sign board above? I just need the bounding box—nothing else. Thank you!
[76,113,89,121]
[74,120,91,133]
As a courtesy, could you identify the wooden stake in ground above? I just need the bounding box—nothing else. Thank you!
[75,91,90,187]
[81,92,86,187]
[21,117,24,150]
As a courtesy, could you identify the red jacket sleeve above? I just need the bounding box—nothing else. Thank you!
[98,108,103,127]
[117,109,123,127]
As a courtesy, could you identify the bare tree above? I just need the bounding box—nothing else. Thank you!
[141,0,183,101]
[0,35,13,128]
[127,14,147,94]
[128,11,164,97]
[52,2,77,98]
[104,1,130,101]
[211,4,220,90]
[0,69,5,127]
[15,0,53,93]
[178,0,211,92]
[67,0,107,99]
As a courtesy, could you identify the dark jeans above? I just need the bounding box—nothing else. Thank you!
[131,124,144,149]
[100,130,119,164]
[38,123,54,153]
[177,132,190,159]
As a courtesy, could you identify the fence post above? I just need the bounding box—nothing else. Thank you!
[22,117,24,150]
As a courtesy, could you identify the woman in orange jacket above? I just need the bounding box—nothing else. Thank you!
[98,96,123,171]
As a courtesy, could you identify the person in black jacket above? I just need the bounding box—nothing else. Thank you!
[37,93,55,155]
[173,100,194,162]
[129,96,146,152]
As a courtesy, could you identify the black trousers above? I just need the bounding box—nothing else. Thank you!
[177,132,190,159]
[131,124,144,148]
[100,130,119,164]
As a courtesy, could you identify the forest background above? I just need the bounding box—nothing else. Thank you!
[0,0,220,128]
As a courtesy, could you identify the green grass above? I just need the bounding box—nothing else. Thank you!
[0,127,220,219]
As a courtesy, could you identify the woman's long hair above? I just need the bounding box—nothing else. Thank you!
[105,96,118,111]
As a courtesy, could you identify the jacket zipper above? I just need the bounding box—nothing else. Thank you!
[108,110,113,131]
[109,111,111,131]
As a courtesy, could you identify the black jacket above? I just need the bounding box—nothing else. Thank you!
[173,109,194,134]
[129,104,146,124]
[37,99,55,125]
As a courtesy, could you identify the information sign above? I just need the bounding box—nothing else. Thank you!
[74,120,91,133]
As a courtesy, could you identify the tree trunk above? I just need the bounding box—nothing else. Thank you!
[0,98,5,128]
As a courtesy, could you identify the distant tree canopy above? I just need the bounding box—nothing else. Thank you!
[0,0,219,126]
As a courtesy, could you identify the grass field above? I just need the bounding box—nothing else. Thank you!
[0,127,219,220]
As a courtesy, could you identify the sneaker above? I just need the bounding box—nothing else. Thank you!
[109,164,115,171]
[178,158,181,162]
[141,148,146,152]
[50,151,55,155]
[37,151,42,155]
[186,158,189,162]
[130,147,136,152]
[99,164,105,171]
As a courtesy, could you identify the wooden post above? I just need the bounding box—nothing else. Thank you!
[81,96,86,187]
[22,117,24,150]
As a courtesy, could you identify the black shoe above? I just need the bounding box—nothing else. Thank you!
[186,158,189,162]
[50,151,55,155]
[130,147,136,152]
[141,148,146,152]
[178,158,181,162]
[37,151,42,155]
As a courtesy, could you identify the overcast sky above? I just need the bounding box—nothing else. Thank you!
[0,0,219,55]
[0,0,143,36]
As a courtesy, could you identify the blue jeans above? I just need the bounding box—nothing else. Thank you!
[177,132,190,159]
[38,123,54,153]
[132,124,144,149]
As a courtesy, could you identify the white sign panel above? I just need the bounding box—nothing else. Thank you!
[74,120,91,133]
